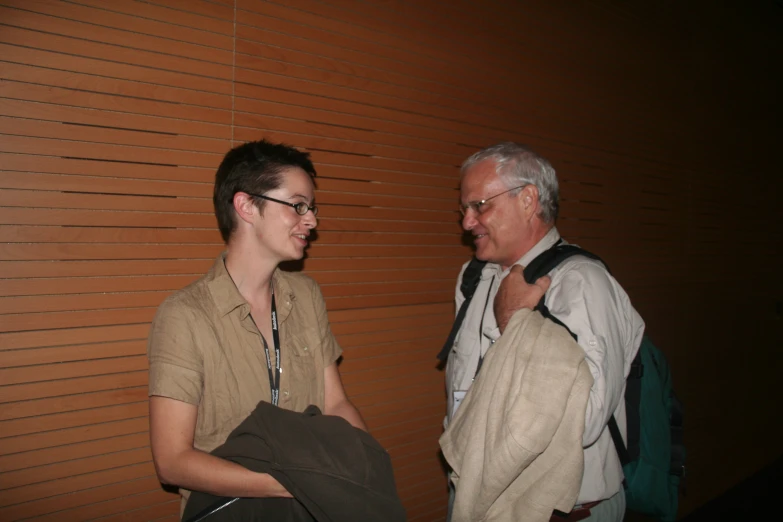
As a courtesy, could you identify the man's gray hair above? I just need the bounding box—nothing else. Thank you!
[461,142,559,223]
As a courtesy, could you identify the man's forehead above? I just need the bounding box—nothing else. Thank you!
[461,160,504,197]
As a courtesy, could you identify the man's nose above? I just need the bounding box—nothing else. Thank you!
[461,210,477,231]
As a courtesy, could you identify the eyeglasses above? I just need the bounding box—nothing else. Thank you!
[459,185,527,216]
[246,192,318,216]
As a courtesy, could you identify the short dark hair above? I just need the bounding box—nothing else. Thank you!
[213,139,317,243]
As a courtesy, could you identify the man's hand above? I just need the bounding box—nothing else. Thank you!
[494,265,551,334]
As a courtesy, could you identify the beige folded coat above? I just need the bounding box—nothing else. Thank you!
[440,309,594,522]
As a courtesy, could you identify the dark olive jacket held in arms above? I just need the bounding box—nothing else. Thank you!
[182,401,406,522]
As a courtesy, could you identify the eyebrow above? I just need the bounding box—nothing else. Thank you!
[288,192,314,202]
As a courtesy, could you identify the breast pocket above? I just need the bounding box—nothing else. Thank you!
[282,327,321,407]
[448,328,479,387]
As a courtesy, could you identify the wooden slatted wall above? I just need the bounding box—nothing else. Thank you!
[1,1,781,521]
[1,0,232,520]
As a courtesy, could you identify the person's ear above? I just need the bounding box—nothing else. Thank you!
[520,185,539,219]
[233,192,258,225]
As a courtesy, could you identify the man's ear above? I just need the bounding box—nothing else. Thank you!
[233,192,258,225]
[521,185,539,219]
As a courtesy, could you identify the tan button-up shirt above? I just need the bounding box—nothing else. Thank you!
[147,254,342,454]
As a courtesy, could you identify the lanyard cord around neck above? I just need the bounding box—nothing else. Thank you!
[258,293,281,406]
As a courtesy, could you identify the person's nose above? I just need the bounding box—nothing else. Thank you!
[461,209,477,231]
[302,209,317,229]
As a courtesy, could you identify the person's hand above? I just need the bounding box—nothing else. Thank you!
[494,265,551,333]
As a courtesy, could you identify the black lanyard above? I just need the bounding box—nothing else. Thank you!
[474,275,496,378]
[261,294,282,406]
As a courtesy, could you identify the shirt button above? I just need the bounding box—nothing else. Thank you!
[284,390,289,397]
[303,346,308,351]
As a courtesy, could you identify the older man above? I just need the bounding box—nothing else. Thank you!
[444,142,645,522]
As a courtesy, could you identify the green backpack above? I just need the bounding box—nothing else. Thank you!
[608,335,685,521]
[438,242,686,520]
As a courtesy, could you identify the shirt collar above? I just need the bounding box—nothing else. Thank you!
[482,226,562,280]
[207,253,247,317]
[206,253,295,322]
[271,269,294,325]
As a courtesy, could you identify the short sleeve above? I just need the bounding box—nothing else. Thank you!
[309,279,343,367]
[147,298,204,405]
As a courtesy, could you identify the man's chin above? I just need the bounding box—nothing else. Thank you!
[473,248,492,262]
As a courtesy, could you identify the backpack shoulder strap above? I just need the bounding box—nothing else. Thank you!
[437,257,487,362]
[608,415,632,466]
[523,242,606,335]
[519,242,639,475]
[523,242,606,284]
[459,257,487,301]
[438,241,605,361]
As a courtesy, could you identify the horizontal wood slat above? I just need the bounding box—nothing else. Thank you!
[0,324,151,352]
[0,340,146,368]
[0,356,147,387]
[0,432,149,474]
[0,275,201,297]
[0,134,222,167]
[3,0,234,49]
[0,63,233,119]
[345,366,442,400]
[0,153,215,184]
[0,447,151,496]
[0,371,148,404]
[0,387,148,422]
[0,308,157,333]
[0,207,218,230]
[44,495,179,522]
[67,0,234,35]
[2,9,231,72]
[0,259,213,279]
[1,2,232,62]
[0,226,220,245]
[0,43,232,97]
[0,401,148,439]
[0,417,149,456]
[0,473,161,521]
[0,97,230,140]
[0,115,227,154]
[95,499,180,522]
